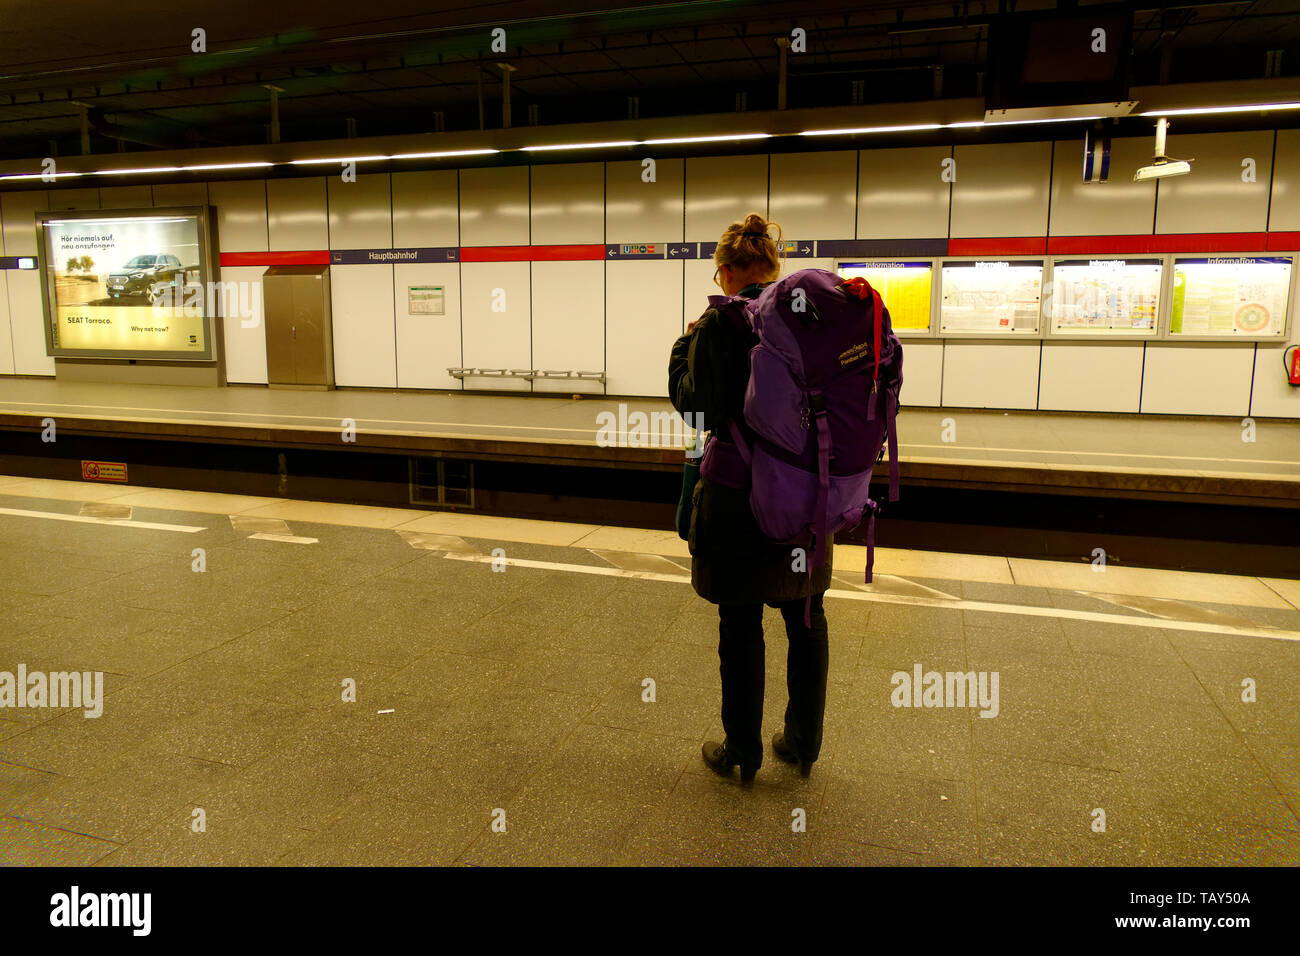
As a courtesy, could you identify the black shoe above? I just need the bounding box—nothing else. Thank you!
[701,740,757,785]
[772,732,813,777]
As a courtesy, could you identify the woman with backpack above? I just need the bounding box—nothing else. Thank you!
[667,213,831,786]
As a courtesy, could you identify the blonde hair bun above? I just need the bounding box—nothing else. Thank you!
[714,211,783,279]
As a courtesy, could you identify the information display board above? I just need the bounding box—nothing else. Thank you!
[407,285,446,315]
[1169,257,1291,338]
[37,207,216,361]
[836,261,932,332]
[939,260,1043,334]
[1048,258,1162,333]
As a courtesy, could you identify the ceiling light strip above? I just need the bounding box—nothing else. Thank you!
[4,104,1291,182]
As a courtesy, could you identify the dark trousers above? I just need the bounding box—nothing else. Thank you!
[717,592,829,770]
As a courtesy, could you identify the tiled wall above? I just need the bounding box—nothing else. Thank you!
[2,130,1298,418]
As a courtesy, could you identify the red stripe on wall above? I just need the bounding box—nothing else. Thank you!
[1265,232,1300,252]
[1046,233,1271,255]
[947,237,1047,256]
[219,250,330,266]
[459,244,606,262]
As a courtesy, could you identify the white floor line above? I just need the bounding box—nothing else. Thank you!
[0,505,206,533]
[441,552,1300,643]
[247,532,319,544]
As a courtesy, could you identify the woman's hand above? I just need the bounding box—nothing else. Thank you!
[686,320,698,334]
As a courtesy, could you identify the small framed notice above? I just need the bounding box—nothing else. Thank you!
[408,285,445,315]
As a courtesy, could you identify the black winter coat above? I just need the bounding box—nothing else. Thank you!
[667,284,834,605]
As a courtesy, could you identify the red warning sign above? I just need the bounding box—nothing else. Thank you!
[81,460,127,483]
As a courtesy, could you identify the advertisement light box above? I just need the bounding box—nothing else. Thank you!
[836,261,932,332]
[37,207,217,361]
[1169,257,1291,338]
[940,260,1044,334]
[1048,258,1162,333]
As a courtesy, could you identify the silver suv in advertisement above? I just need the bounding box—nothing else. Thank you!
[106,254,185,302]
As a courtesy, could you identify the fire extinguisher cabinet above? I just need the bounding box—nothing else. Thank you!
[262,265,335,390]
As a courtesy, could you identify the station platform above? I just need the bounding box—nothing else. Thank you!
[1,377,1297,505]
[0,478,1297,865]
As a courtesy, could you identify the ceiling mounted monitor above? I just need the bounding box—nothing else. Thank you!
[985,5,1132,112]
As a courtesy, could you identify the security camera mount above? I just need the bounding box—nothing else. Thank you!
[1133,117,1194,182]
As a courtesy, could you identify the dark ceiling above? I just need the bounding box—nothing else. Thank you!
[0,0,1297,160]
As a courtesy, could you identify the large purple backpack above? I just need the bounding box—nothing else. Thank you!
[699,268,903,622]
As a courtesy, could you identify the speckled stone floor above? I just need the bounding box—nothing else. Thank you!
[0,481,1297,866]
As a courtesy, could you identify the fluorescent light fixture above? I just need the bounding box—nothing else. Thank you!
[289,155,391,165]
[389,149,500,159]
[92,166,182,176]
[0,171,84,181]
[181,161,275,171]
[1140,102,1300,117]
[800,124,942,136]
[521,140,641,151]
[945,121,985,128]
[981,115,1103,126]
[641,133,772,145]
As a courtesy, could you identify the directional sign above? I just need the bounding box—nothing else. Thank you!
[666,243,696,259]
[779,240,815,259]
[605,243,665,259]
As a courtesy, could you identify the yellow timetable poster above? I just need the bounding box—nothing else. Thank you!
[1170,257,1291,336]
[836,261,932,330]
[1049,259,1161,331]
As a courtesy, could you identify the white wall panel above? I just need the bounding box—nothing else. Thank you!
[1140,344,1254,416]
[1155,131,1273,235]
[858,146,951,239]
[1267,129,1300,234]
[0,271,13,374]
[152,182,209,207]
[607,259,682,396]
[683,258,717,333]
[46,189,99,211]
[770,151,856,240]
[267,177,327,250]
[898,340,942,407]
[531,163,603,245]
[392,170,459,248]
[606,158,683,243]
[1038,342,1144,413]
[684,154,768,242]
[98,185,151,208]
[328,174,392,250]
[532,261,604,393]
[941,342,1041,409]
[1,191,47,256]
[950,142,1052,238]
[7,270,54,375]
[459,166,530,247]
[208,180,267,252]
[1050,137,1156,236]
[395,262,461,389]
[461,261,531,390]
[331,264,396,388]
[216,264,267,384]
